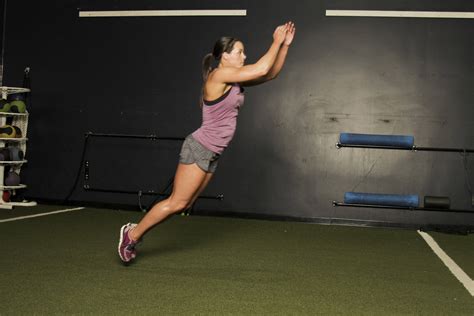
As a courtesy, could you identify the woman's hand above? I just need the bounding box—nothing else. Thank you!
[284,21,296,46]
[273,24,288,44]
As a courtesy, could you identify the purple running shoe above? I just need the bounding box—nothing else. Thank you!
[118,223,138,263]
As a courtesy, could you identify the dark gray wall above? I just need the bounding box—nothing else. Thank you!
[0,0,4,84]
[3,0,474,227]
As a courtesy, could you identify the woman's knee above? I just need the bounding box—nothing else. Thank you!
[166,199,189,214]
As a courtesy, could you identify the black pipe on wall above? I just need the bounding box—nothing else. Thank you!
[3,0,474,227]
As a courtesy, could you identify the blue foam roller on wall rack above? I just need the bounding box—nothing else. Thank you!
[344,192,419,208]
[339,133,414,148]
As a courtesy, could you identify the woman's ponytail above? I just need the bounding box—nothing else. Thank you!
[202,37,239,82]
[200,37,239,106]
[202,53,214,81]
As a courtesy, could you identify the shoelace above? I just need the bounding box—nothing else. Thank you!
[125,225,141,251]
[125,242,137,251]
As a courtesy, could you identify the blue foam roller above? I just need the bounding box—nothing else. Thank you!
[339,133,414,148]
[344,192,419,208]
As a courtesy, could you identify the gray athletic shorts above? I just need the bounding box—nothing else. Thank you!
[179,134,220,173]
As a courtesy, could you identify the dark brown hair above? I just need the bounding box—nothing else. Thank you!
[202,37,240,82]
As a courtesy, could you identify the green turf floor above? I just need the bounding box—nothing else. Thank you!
[1,206,473,315]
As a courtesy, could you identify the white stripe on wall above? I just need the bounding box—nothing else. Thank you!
[79,10,247,18]
[326,10,474,19]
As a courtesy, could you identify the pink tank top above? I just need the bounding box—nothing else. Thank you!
[192,84,245,154]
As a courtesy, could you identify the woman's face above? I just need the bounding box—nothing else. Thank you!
[225,41,246,68]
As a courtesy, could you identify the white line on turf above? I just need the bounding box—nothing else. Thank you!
[0,207,85,223]
[417,230,474,297]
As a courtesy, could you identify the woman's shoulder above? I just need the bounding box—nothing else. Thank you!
[206,69,241,89]
[208,66,241,82]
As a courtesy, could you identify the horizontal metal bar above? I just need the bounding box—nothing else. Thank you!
[336,143,474,153]
[84,186,223,200]
[414,146,474,153]
[333,202,474,214]
[326,10,474,19]
[85,132,184,141]
[336,143,413,150]
[79,10,247,18]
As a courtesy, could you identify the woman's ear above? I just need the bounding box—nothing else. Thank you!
[221,52,229,61]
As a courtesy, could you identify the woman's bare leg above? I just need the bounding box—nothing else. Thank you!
[129,163,210,241]
[186,172,213,211]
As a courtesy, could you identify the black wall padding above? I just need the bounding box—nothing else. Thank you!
[2,0,474,227]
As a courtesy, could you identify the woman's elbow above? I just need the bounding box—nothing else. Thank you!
[255,65,271,77]
[268,73,278,80]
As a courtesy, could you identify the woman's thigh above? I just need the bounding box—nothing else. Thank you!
[170,163,208,205]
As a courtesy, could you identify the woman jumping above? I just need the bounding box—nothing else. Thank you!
[119,21,296,264]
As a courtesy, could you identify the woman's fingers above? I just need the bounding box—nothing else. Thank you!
[283,21,296,46]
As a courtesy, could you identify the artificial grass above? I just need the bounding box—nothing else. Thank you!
[1,207,473,315]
